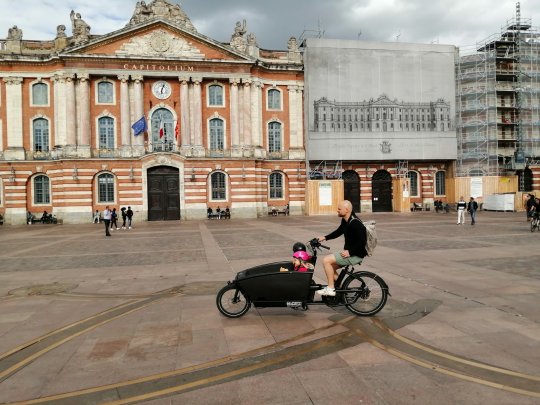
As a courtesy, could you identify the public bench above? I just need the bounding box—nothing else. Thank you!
[268,206,289,216]
[411,203,431,212]
[28,213,58,224]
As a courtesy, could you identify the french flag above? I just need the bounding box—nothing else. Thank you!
[159,120,164,138]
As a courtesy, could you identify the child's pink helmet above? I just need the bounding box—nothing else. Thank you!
[293,250,311,261]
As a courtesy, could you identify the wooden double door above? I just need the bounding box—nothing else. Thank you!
[147,166,180,221]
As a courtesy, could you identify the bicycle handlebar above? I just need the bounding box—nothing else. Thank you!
[308,238,330,251]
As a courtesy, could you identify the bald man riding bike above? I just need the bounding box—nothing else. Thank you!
[316,200,367,296]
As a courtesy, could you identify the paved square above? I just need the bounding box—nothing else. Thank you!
[0,211,539,404]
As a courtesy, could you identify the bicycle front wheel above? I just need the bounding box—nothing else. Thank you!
[343,272,388,316]
[216,285,251,318]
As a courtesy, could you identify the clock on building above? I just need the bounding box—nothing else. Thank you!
[152,80,172,99]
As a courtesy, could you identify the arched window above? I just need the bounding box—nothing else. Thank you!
[267,89,281,110]
[33,118,49,152]
[209,118,224,150]
[269,172,284,199]
[268,122,281,153]
[98,173,115,203]
[151,108,174,149]
[208,84,223,106]
[435,171,446,196]
[407,171,419,197]
[98,117,115,149]
[34,175,50,204]
[97,81,114,104]
[32,83,48,105]
[211,172,226,200]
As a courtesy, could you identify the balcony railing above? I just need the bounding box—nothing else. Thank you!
[268,151,289,160]
[205,149,231,158]
[148,142,177,153]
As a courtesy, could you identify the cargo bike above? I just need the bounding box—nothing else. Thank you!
[216,239,390,318]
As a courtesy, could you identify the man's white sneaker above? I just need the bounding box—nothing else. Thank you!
[316,287,336,297]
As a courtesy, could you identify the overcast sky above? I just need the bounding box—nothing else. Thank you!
[1,0,539,52]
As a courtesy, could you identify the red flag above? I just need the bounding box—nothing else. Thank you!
[159,120,164,138]
[175,121,179,141]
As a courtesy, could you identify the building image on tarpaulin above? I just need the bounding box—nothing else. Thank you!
[303,38,458,212]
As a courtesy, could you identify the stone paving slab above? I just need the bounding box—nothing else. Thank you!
[0,211,539,404]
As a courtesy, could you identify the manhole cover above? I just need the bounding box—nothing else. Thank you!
[8,283,78,297]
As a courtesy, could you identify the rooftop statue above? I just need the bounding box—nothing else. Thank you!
[127,0,196,32]
[70,10,91,44]
[7,25,23,40]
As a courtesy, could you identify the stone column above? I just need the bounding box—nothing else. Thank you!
[191,76,204,156]
[251,80,264,157]
[132,75,145,154]
[242,80,252,151]
[230,78,240,156]
[2,77,25,159]
[118,74,131,154]
[53,74,68,147]
[179,76,191,154]
[65,75,77,150]
[77,73,91,157]
[288,84,305,160]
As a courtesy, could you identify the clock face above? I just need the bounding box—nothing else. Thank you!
[152,81,172,100]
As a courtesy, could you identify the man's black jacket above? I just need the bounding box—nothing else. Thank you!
[324,215,367,258]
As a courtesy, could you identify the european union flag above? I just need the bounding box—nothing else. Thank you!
[131,116,147,136]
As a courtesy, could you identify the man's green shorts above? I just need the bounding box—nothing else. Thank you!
[334,252,363,267]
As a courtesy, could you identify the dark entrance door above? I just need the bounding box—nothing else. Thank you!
[147,166,180,221]
[372,170,392,212]
[343,170,360,213]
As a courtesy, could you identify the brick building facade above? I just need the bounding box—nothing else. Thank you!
[0,0,306,224]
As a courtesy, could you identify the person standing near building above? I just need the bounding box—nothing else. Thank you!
[525,194,535,222]
[467,197,478,226]
[456,196,467,225]
[126,206,134,229]
[93,209,100,224]
[103,206,112,236]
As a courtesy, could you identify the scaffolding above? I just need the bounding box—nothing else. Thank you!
[456,3,540,179]
[309,161,343,180]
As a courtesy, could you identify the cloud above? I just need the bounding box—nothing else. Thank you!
[0,0,539,50]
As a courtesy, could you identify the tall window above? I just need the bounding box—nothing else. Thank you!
[34,175,50,204]
[208,85,223,106]
[268,122,282,153]
[209,118,224,150]
[211,172,226,200]
[98,117,115,149]
[98,173,115,203]
[151,108,174,145]
[97,81,113,104]
[407,171,419,197]
[435,171,446,195]
[33,118,49,152]
[267,89,281,110]
[32,83,48,105]
[269,172,284,199]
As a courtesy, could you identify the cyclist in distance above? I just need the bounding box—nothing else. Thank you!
[316,200,367,296]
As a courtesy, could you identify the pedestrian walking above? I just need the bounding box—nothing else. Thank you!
[456,196,467,225]
[121,207,127,229]
[103,206,112,236]
[467,197,478,226]
[126,206,134,229]
[110,208,119,230]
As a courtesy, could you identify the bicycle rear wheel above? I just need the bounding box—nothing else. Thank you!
[343,272,388,316]
[531,219,537,232]
[216,285,251,318]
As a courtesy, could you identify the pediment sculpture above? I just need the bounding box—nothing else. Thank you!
[127,0,197,33]
[116,29,205,58]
